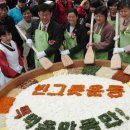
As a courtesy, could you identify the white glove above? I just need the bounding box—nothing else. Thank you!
[26,39,33,48]
[16,65,23,73]
[36,51,46,59]
[113,35,120,41]
[113,47,124,54]
[60,50,70,55]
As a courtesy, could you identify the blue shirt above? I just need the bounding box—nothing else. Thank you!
[8,7,23,24]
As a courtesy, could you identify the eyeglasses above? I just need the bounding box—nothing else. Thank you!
[95,15,104,18]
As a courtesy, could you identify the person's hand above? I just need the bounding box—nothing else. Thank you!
[80,0,88,6]
[86,42,93,49]
[120,27,126,33]
[113,47,124,54]
[85,23,90,28]
[113,35,119,41]
[36,51,46,59]
[87,30,93,36]
[26,39,33,48]
[60,50,70,55]
[124,45,130,53]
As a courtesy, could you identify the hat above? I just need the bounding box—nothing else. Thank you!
[0,0,6,4]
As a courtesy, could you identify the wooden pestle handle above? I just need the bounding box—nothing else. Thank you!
[15,25,38,53]
[89,13,94,43]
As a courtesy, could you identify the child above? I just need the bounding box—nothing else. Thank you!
[113,0,130,64]
[0,25,24,87]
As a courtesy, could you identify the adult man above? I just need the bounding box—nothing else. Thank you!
[26,4,63,68]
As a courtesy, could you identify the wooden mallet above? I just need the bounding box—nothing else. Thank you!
[84,13,95,64]
[15,25,53,70]
[111,12,121,69]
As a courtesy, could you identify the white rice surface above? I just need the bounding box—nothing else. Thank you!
[6,74,130,130]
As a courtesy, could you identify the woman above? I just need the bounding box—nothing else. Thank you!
[86,6,115,60]
[113,0,130,64]
[60,8,89,59]
[107,0,118,29]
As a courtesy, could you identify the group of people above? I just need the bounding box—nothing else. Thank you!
[0,0,130,87]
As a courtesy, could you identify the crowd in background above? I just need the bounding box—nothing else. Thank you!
[0,0,130,86]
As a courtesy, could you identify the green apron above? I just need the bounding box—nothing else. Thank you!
[107,14,116,30]
[120,24,130,64]
[109,20,116,30]
[64,30,84,59]
[34,24,54,68]
[93,25,108,60]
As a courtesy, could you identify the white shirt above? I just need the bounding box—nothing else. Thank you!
[40,22,50,31]
[69,26,75,33]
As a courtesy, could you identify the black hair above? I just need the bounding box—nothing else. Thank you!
[90,0,102,8]
[21,6,32,14]
[107,0,118,9]
[18,0,26,3]
[118,0,130,10]
[38,3,52,12]
[67,8,78,16]
[95,6,108,18]
[0,3,8,10]
[0,25,11,36]
[38,0,46,5]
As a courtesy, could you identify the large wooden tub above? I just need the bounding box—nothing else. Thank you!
[0,59,128,98]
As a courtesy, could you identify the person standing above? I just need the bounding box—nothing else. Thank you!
[77,0,90,26]
[26,4,63,68]
[17,6,37,70]
[107,0,118,29]
[86,6,115,60]
[61,8,89,59]
[113,0,130,64]
[0,25,24,86]
[8,0,26,24]
[55,0,73,26]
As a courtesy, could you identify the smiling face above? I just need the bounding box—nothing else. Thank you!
[38,10,52,25]
[95,13,106,25]
[67,12,78,26]
[120,7,130,20]
[23,9,32,22]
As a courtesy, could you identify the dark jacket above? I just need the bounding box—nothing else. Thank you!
[26,19,63,57]
[93,21,115,51]
[63,22,89,55]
